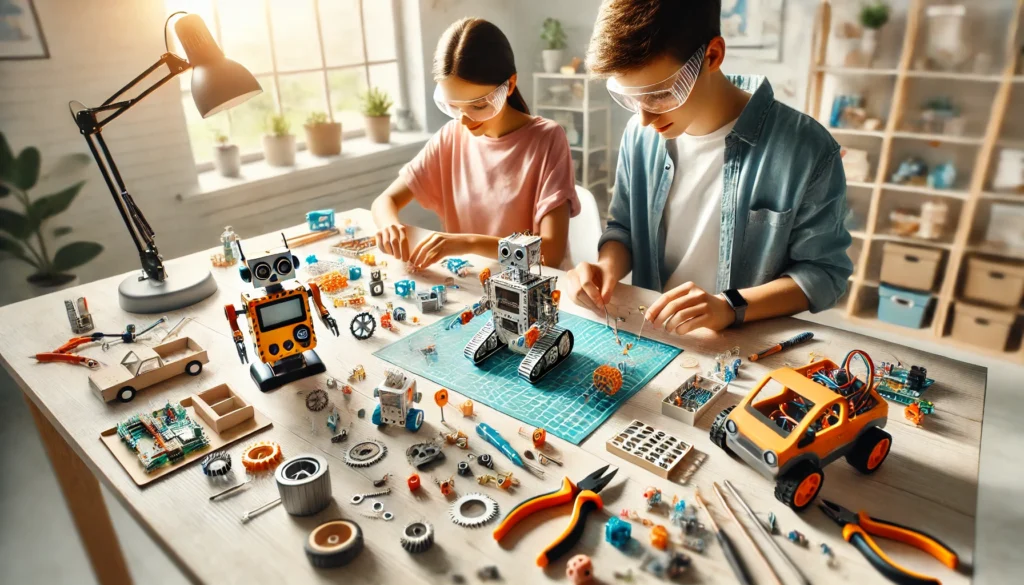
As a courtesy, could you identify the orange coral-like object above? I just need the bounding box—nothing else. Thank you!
[524,325,541,348]
[593,364,624,396]
[479,268,491,285]
[905,403,925,426]
[241,441,284,473]
[649,525,669,550]
[315,271,349,293]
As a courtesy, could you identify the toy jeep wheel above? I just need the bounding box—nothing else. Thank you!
[116,386,137,403]
[846,427,892,474]
[775,461,825,512]
[185,360,203,376]
[709,406,736,453]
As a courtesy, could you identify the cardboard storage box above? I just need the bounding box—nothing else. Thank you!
[880,243,943,291]
[951,302,1015,352]
[963,257,1024,308]
[878,283,933,329]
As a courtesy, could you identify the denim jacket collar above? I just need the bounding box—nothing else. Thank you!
[725,75,773,147]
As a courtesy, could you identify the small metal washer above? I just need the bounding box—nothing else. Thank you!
[382,512,394,521]
[350,494,366,504]
[372,501,385,512]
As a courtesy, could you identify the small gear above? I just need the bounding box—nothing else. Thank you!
[449,493,499,528]
[306,389,329,412]
[241,441,284,473]
[350,312,377,340]
[400,521,435,553]
[345,440,387,467]
[201,451,231,477]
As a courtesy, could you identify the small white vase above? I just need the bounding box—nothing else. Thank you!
[542,49,564,74]
[860,29,879,66]
[213,144,241,177]
[262,134,296,167]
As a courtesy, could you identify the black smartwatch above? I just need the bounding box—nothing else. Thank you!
[721,288,747,327]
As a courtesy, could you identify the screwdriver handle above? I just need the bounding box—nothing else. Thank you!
[536,490,601,567]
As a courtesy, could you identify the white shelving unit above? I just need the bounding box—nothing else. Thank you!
[532,72,613,199]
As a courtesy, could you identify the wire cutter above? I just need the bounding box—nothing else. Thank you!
[32,335,101,368]
[493,464,617,567]
[820,500,959,585]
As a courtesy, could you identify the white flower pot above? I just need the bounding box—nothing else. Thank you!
[262,134,296,167]
[213,144,241,178]
[860,29,879,66]
[542,49,564,74]
[364,116,391,144]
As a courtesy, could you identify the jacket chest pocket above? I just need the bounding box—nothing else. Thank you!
[742,207,796,281]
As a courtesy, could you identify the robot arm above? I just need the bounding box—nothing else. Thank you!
[223,304,248,364]
[307,282,339,336]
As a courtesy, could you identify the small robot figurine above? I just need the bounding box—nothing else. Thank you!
[224,235,339,392]
[462,233,573,383]
[372,369,425,432]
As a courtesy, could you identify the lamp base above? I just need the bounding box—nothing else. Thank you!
[118,263,218,313]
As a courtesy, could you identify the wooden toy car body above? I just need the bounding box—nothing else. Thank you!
[89,337,208,403]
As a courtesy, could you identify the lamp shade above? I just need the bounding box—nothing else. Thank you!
[174,13,262,118]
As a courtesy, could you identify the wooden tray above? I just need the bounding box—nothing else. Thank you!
[99,397,272,486]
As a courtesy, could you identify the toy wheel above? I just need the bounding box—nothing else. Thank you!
[557,330,573,357]
[305,519,364,568]
[371,404,382,426]
[775,461,824,512]
[116,386,137,403]
[406,408,424,432]
[350,312,376,340]
[846,427,892,474]
[709,406,736,454]
[185,360,203,376]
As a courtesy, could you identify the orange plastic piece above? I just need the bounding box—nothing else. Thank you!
[459,399,474,417]
[380,312,393,330]
[461,309,474,325]
[649,525,669,550]
[593,365,624,396]
[525,326,541,348]
[435,389,449,407]
[497,473,515,490]
[408,473,421,491]
[241,441,283,473]
[479,268,491,284]
[532,428,547,449]
[551,290,561,305]
[904,403,925,426]
[437,476,455,497]
[315,271,349,293]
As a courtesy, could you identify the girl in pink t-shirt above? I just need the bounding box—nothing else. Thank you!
[371,18,579,268]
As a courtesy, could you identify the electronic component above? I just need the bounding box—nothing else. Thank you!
[65,297,94,334]
[116,401,209,474]
[305,520,364,568]
[369,269,384,296]
[344,440,387,467]
[305,389,329,412]
[787,530,807,546]
[275,454,332,516]
[606,420,693,479]
[662,373,728,425]
[401,521,435,553]
[201,452,231,477]
[449,493,499,527]
[241,441,283,473]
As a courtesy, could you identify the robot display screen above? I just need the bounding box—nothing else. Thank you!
[495,286,520,313]
[256,296,306,331]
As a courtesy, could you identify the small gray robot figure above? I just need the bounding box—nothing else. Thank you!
[462,233,573,383]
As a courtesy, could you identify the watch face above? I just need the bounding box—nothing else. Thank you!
[725,289,747,308]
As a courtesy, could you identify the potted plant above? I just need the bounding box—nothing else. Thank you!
[304,111,342,157]
[0,133,103,293]
[859,2,890,65]
[362,87,394,144]
[262,114,296,167]
[213,132,241,178]
[541,18,567,74]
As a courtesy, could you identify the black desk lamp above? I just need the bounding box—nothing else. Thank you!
[71,13,261,313]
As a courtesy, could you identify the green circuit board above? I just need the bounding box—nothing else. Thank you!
[117,402,209,473]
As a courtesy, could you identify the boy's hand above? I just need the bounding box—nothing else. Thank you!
[645,282,735,335]
[376,223,411,261]
[408,232,470,270]
[566,262,617,313]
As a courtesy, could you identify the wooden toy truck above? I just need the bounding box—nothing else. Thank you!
[89,337,209,403]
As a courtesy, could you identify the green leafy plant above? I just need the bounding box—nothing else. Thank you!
[361,87,393,117]
[860,2,890,30]
[266,114,291,137]
[0,132,103,287]
[306,111,330,126]
[541,18,567,50]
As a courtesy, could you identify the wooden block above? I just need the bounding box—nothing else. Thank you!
[193,383,255,434]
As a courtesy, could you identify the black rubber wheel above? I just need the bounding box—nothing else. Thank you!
[185,360,203,376]
[774,461,825,512]
[709,406,736,453]
[845,427,893,475]
[116,386,137,403]
[305,519,364,568]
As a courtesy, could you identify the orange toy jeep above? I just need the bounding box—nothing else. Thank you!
[710,350,891,511]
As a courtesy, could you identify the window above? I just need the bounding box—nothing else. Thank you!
[166,0,404,164]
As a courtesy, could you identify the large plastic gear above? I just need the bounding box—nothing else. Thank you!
[448,493,499,528]
[345,440,387,467]
[201,451,232,477]
[241,441,284,473]
[305,389,329,412]
[350,312,377,340]
[400,521,435,553]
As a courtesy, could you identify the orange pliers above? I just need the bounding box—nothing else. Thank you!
[32,335,101,369]
[493,465,617,567]
[820,500,959,585]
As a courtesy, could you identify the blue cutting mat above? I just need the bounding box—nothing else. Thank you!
[373,312,681,444]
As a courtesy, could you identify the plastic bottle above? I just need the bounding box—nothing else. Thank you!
[221,226,238,263]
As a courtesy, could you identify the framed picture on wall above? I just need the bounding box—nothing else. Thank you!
[0,0,49,60]
[721,0,784,61]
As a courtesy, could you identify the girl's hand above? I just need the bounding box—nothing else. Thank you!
[408,232,470,270]
[376,223,411,261]
[644,282,735,336]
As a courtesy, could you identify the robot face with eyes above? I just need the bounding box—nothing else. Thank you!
[497,233,542,272]
[239,244,300,289]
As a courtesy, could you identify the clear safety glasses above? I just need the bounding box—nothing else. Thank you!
[606,45,707,115]
[433,80,510,122]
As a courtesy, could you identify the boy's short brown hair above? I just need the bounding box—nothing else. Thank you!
[587,0,721,77]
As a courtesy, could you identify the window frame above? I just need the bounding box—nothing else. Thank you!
[175,0,406,171]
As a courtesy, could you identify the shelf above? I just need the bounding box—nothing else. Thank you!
[967,243,1024,261]
[881,183,970,200]
[849,313,937,341]
[935,331,1023,362]
[873,232,953,250]
[830,127,885,138]
[981,191,1024,203]
[998,138,1024,150]
[904,70,1004,82]
[891,131,984,146]
[537,104,608,113]
[816,66,899,76]
[847,180,876,189]
[570,146,608,154]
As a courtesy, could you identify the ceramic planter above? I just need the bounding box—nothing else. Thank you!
[213,144,241,178]
[365,116,391,144]
[542,49,564,74]
[304,122,342,157]
[262,134,296,167]
[860,29,878,65]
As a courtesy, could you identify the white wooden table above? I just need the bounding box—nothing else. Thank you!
[0,209,984,585]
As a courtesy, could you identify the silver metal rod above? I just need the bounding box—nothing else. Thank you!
[241,497,281,523]
[723,480,812,585]
[210,478,251,501]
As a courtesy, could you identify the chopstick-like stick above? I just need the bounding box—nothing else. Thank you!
[713,482,784,585]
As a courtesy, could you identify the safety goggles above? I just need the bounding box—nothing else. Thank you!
[433,80,510,122]
[606,45,707,115]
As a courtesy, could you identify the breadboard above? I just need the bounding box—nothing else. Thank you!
[605,419,693,479]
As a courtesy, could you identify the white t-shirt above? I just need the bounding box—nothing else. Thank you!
[662,118,738,293]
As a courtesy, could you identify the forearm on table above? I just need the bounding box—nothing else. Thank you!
[597,240,632,282]
[463,234,502,259]
[371,178,415,227]
[734,276,810,322]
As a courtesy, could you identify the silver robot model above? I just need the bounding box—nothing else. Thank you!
[462,233,573,383]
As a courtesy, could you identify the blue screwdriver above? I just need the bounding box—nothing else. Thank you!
[476,423,525,468]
